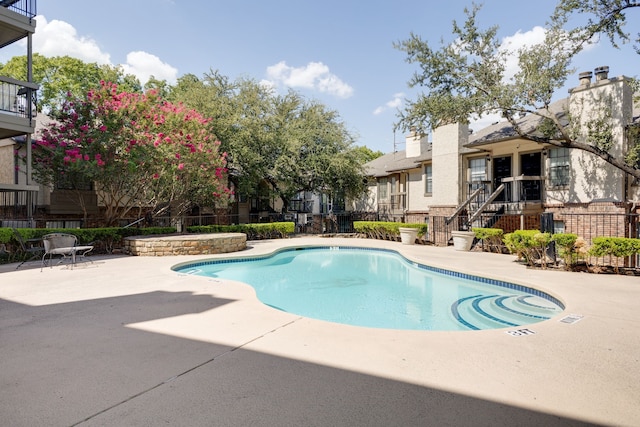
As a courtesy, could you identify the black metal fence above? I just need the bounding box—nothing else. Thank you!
[3,210,638,268]
[429,212,638,242]
[428,213,543,247]
[142,212,378,234]
[6,211,638,242]
[428,212,639,269]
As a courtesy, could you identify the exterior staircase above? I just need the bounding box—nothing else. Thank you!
[446,184,505,231]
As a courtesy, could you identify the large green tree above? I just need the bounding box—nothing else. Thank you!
[171,71,367,211]
[31,81,230,225]
[395,1,640,179]
[555,0,640,53]
[4,54,369,216]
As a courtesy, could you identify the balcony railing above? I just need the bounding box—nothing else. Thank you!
[0,0,36,18]
[390,193,406,210]
[466,176,544,205]
[288,199,314,213]
[0,76,37,118]
[501,175,543,202]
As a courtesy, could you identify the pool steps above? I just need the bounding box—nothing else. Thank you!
[452,294,562,330]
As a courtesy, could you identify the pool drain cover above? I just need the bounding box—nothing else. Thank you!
[559,314,583,324]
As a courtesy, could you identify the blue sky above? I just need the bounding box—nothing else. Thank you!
[3,0,639,153]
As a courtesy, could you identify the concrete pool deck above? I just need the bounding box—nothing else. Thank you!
[1,236,638,426]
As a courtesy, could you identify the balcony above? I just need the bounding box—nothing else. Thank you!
[0,0,37,138]
[376,193,407,220]
[501,175,543,204]
[0,0,38,220]
[0,0,36,48]
[390,192,406,210]
[288,199,314,213]
[0,76,37,138]
[466,175,544,214]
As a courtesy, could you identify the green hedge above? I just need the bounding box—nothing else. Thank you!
[187,222,295,240]
[353,221,428,241]
[4,226,176,258]
[2,223,298,264]
[0,227,13,244]
[589,236,640,273]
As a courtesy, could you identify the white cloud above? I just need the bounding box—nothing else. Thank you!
[34,16,111,64]
[499,26,547,81]
[498,25,597,82]
[265,61,354,98]
[470,112,503,132]
[258,79,277,92]
[11,15,179,86]
[373,92,405,115]
[121,51,178,85]
[466,25,597,131]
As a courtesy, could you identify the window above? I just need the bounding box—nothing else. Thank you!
[424,164,432,195]
[553,220,565,234]
[377,177,388,200]
[469,158,487,182]
[468,158,487,190]
[548,147,570,187]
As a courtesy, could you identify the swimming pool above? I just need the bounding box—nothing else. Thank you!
[173,246,564,331]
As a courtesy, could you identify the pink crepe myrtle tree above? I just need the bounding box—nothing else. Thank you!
[32,81,232,226]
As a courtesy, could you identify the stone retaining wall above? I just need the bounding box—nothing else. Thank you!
[123,233,246,256]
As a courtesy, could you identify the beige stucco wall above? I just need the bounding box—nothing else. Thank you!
[407,166,430,212]
[405,130,429,158]
[0,140,13,184]
[431,122,468,206]
[356,182,377,212]
[1,139,48,205]
[629,184,640,203]
[554,76,633,203]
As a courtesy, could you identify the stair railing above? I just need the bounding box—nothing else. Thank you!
[445,187,483,225]
[466,184,505,226]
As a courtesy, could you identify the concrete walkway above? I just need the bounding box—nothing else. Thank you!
[1,236,638,426]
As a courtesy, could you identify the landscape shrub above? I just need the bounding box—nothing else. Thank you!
[0,227,12,244]
[187,222,295,240]
[472,227,503,252]
[503,230,553,268]
[353,221,428,241]
[589,237,640,273]
[551,233,583,270]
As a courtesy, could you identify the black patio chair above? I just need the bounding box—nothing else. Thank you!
[12,228,44,269]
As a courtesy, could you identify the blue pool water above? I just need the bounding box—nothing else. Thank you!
[173,246,564,331]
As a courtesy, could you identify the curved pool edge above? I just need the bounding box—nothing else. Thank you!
[171,242,567,329]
